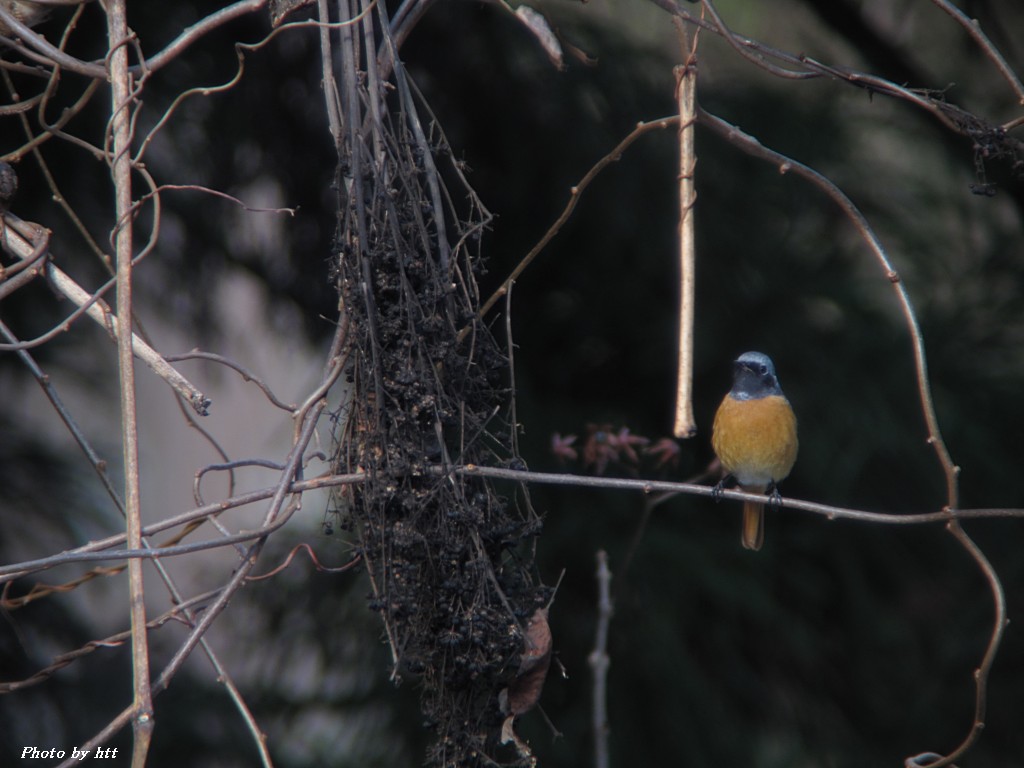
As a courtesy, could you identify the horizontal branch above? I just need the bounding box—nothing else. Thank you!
[453,465,1023,524]
[0,587,225,694]
[4,464,1021,583]
[0,1,269,80]
[0,471,364,581]
[0,515,292,576]
[646,0,1022,140]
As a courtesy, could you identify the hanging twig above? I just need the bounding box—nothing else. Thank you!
[672,21,698,439]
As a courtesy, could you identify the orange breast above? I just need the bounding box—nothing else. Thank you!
[712,394,798,488]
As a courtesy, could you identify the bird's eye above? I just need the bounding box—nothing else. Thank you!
[759,364,769,375]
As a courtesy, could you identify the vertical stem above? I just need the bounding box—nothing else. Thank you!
[588,550,613,768]
[673,55,698,439]
[106,2,153,764]
[317,0,344,150]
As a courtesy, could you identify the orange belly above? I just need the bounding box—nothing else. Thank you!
[712,394,798,488]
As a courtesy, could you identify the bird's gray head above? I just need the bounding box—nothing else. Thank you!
[729,351,784,400]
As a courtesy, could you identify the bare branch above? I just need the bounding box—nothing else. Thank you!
[0,6,105,78]
[133,0,268,75]
[928,0,1024,105]
[166,349,298,411]
[910,522,1008,768]
[453,465,1024,522]
[246,542,362,580]
[0,213,212,414]
[105,1,154,762]
[0,588,223,694]
[645,0,1021,145]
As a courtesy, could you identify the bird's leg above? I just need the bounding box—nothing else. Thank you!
[766,481,784,509]
[712,474,734,502]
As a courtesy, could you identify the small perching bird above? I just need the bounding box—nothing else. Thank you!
[712,351,798,551]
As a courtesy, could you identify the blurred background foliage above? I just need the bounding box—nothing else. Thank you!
[2,0,1023,766]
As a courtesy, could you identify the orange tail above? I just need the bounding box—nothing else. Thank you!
[742,501,765,551]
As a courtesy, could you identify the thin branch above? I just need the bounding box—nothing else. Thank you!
[0,213,211,414]
[153,400,325,694]
[3,316,272,768]
[377,0,451,274]
[928,0,1024,105]
[246,543,362,580]
[473,116,680,328]
[54,401,328,767]
[644,0,1015,142]
[452,465,1023,523]
[5,462,1022,585]
[0,7,106,78]
[52,706,136,768]
[0,471,365,583]
[698,0,816,80]
[0,501,299,576]
[908,522,1007,768]
[505,282,520,457]
[133,48,251,164]
[165,350,298,412]
[0,588,223,693]
[19,79,111,258]
[317,0,344,147]
[130,0,267,75]
[0,222,49,299]
[5,75,105,162]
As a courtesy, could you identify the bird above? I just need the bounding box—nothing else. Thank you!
[711,351,798,551]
